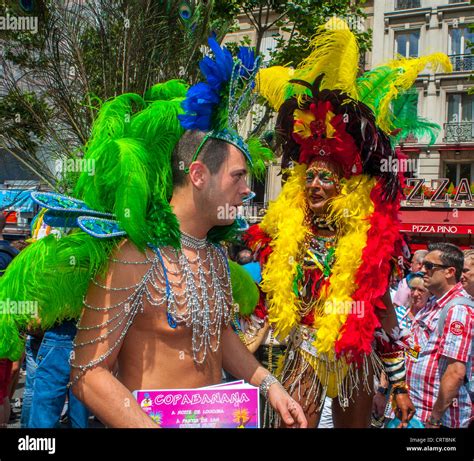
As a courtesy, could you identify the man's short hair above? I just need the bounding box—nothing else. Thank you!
[172,130,233,188]
[0,214,6,232]
[427,242,464,282]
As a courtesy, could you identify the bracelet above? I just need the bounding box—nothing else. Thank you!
[259,374,279,399]
[391,381,409,395]
[392,386,408,395]
[392,381,409,394]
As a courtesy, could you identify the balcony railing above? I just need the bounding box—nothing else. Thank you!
[444,122,474,143]
[395,0,421,10]
[449,54,474,72]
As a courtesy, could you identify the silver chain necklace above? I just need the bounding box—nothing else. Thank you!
[70,233,233,386]
[164,232,233,363]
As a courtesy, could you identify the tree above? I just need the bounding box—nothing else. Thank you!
[0,0,371,190]
[0,0,238,190]
[225,1,372,136]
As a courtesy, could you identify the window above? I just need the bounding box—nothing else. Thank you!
[447,93,474,123]
[449,26,474,55]
[445,162,474,184]
[449,26,474,71]
[445,94,474,142]
[395,30,419,58]
[395,0,420,10]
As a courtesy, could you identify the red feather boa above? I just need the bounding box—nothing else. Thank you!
[334,180,403,364]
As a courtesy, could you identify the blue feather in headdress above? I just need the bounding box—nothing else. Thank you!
[178,37,258,132]
[179,38,235,131]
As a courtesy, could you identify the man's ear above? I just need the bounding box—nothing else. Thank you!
[188,161,208,189]
[447,266,458,282]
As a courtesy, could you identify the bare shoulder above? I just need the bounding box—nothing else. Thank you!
[112,239,155,263]
[94,239,155,289]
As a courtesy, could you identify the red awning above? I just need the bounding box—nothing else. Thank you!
[399,207,474,235]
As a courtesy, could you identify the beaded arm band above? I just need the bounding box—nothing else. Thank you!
[379,351,407,385]
[374,326,409,388]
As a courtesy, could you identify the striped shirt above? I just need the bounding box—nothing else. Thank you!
[406,283,473,428]
[394,304,413,330]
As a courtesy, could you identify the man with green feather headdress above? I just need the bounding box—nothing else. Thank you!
[0,39,307,428]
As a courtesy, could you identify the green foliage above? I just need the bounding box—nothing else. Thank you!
[270,1,371,67]
[0,0,239,186]
[0,90,52,153]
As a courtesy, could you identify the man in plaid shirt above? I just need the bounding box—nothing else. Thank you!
[406,243,473,428]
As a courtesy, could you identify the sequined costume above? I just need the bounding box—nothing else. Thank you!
[242,18,452,424]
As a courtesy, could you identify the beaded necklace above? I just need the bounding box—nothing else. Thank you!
[298,229,336,316]
[70,232,233,386]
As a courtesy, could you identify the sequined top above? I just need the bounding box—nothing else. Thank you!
[69,236,233,387]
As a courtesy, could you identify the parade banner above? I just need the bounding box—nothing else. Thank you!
[134,381,260,428]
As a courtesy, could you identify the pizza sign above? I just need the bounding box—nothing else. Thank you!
[405,178,473,205]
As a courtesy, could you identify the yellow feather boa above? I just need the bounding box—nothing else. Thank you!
[313,175,376,359]
[259,163,309,339]
[259,166,377,357]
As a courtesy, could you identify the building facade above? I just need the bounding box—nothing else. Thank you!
[369,0,474,248]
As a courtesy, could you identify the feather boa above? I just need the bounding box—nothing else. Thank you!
[313,175,376,360]
[258,163,310,339]
[335,180,403,363]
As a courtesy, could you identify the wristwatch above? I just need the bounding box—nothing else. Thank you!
[259,374,279,399]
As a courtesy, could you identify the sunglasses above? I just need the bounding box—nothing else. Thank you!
[421,261,451,271]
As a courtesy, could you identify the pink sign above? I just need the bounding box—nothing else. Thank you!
[134,381,260,428]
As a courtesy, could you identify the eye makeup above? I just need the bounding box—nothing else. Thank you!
[305,168,339,186]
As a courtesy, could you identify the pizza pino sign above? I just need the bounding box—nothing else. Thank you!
[399,223,474,234]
